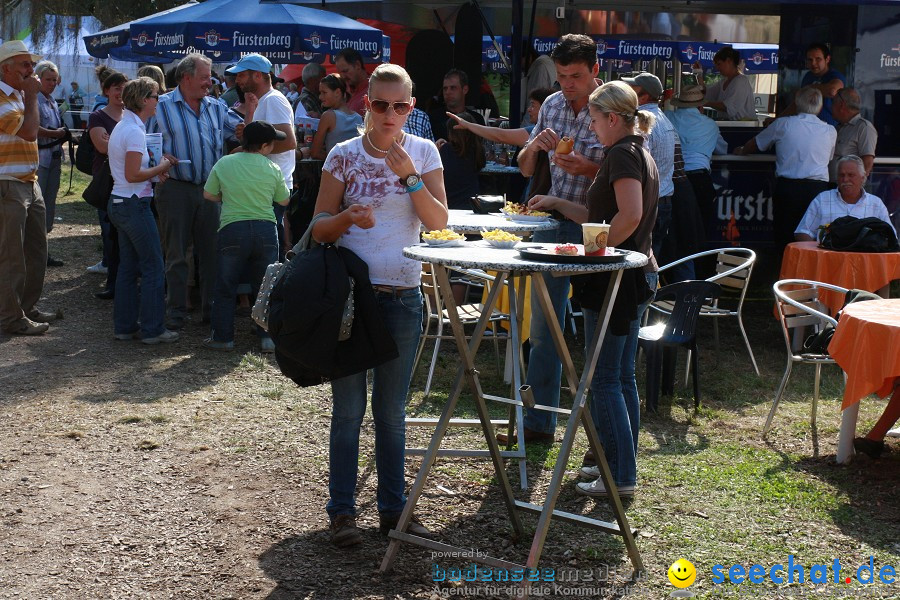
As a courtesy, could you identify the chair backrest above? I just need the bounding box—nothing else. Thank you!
[651,280,722,345]
[772,279,843,356]
[710,248,755,295]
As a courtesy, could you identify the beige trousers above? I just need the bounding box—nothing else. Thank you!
[0,179,47,329]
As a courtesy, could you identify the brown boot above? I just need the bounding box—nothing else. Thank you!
[379,513,432,538]
[330,514,362,547]
[496,427,555,445]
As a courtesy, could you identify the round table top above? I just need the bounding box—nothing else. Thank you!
[829,299,900,408]
[781,241,900,314]
[840,298,900,327]
[480,162,520,175]
[789,240,900,256]
[404,241,648,273]
[446,209,560,233]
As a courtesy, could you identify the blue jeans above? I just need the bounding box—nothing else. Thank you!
[107,195,165,338]
[209,220,278,343]
[582,271,658,487]
[523,219,583,434]
[327,287,423,519]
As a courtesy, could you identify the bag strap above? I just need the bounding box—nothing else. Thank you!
[286,211,332,260]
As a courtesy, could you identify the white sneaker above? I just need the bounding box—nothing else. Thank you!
[142,329,180,345]
[576,477,634,498]
[579,465,601,480]
[86,261,108,275]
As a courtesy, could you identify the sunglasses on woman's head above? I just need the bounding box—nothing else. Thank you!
[368,99,412,115]
[147,95,159,100]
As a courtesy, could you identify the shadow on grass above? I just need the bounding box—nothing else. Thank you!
[762,444,900,556]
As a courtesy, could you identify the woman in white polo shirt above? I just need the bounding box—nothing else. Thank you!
[107,77,177,345]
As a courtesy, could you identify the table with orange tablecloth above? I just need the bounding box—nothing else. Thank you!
[828,299,900,463]
[780,242,900,315]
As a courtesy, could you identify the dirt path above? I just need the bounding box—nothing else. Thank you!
[3,204,618,599]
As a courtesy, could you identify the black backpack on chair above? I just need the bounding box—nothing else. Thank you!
[819,216,899,252]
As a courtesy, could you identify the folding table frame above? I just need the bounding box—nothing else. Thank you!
[382,247,646,597]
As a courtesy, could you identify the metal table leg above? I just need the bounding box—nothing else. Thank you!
[381,264,526,573]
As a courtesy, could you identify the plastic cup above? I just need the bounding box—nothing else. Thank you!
[582,222,610,256]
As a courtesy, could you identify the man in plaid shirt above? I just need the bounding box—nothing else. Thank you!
[499,34,604,445]
[402,106,434,141]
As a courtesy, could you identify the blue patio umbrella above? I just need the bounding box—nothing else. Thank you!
[125,0,385,63]
[83,1,199,62]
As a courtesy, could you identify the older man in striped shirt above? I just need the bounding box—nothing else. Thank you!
[149,54,240,330]
[0,41,59,336]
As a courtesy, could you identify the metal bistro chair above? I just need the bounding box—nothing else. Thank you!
[763,279,845,437]
[639,280,722,411]
[650,248,759,377]
[412,264,510,397]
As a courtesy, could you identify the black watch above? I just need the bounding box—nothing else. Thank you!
[400,173,421,188]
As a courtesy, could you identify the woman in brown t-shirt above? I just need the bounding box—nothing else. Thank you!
[528,80,659,498]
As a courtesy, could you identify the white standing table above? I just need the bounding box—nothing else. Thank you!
[384,242,647,596]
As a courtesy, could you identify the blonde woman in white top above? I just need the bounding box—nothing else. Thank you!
[312,63,447,548]
[106,77,178,344]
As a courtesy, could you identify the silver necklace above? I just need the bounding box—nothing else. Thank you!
[365,131,403,154]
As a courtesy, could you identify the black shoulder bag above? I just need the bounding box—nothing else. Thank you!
[81,159,114,211]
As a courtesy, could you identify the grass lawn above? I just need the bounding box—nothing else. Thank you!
[405,261,900,598]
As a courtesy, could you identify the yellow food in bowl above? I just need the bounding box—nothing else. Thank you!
[482,229,522,243]
[422,229,464,241]
[502,202,550,217]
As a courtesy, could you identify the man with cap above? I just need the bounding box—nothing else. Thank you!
[227,54,297,253]
[0,40,60,336]
[149,53,241,330]
[621,72,681,276]
[220,69,239,108]
[667,85,728,240]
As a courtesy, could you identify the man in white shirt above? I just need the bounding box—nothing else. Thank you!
[227,54,297,250]
[795,155,895,241]
[736,87,836,248]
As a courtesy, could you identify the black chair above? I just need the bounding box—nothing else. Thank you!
[639,280,721,411]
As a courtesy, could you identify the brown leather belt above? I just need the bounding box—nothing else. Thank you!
[372,284,417,294]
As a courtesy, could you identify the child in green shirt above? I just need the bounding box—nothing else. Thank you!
[203,120,291,352]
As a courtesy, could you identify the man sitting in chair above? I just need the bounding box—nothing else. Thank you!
[794,155,895,241]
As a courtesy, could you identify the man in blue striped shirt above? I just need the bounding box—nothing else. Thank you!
[149,54,240,330]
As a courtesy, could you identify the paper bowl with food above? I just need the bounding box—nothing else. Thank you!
[500,201,551,222]
[482,228,522,249]
[422,229,466,247]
